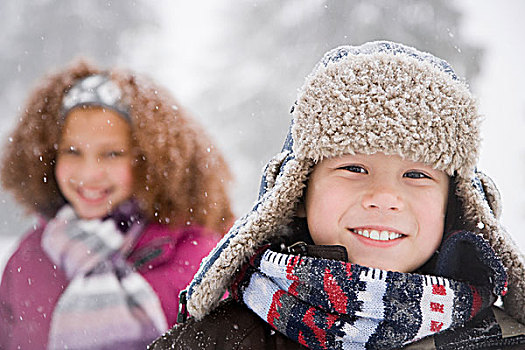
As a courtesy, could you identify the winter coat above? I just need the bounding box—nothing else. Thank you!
[150,244,525,350]
[0,221,220,350]
[151,301,525,350]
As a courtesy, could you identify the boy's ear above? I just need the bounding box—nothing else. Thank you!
[296,200,306,218]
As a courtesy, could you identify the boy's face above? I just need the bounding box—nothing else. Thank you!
[55,107,134,219]
[303,152,449,273]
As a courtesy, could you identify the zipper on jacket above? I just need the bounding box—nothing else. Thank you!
[177,290,188,323]
[480,334,525,349]
[444,334,525,349]
[287,241,308,254]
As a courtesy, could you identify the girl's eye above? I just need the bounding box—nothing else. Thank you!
[404,171,431,179]
[107,150,126,158]
[59,146,79,155]
[339,165,368,174]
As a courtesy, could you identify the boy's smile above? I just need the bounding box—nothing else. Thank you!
[55,107,134,219]
[303,152,449,273]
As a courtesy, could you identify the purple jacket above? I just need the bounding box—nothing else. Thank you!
[0,221,221,350]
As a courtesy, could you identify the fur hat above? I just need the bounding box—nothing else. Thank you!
[1,59,233,233]
[184,41,525,323]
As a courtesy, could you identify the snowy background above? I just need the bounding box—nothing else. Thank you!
[1,0,524,272]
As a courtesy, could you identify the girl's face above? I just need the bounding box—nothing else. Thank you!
[303,152,449,273]
[55,107,134,219]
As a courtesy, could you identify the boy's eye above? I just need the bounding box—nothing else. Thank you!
[403,171,431,179]
[339,165,368,174]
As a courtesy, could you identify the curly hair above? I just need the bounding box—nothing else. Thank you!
[1,59,233,234]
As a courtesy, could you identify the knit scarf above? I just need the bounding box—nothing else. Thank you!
[231,231,507,350]
[42,204,168,350]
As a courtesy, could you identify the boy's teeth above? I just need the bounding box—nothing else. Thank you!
[355,229,402,241]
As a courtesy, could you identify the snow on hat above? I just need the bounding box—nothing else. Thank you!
[184,41,525,323]
[61,74,130,121]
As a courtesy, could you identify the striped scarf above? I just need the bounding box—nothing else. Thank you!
[231,232,507,350]
[42,205,167,350]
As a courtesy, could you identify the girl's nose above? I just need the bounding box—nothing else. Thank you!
[361,182,404,212]
[80,157,106,182]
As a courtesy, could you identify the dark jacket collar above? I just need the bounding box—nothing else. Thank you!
[286,241,348,261]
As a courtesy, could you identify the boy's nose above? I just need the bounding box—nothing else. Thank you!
[362,185,404,212]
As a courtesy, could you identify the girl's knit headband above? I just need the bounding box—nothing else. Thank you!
[60,74,130,122]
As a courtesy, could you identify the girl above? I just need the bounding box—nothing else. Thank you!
[0,60,233,349]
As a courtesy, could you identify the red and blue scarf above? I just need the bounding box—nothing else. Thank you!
[231,231,507,350]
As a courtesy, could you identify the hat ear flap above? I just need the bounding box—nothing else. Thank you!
[475,171,502,219]
[257,150,293,200]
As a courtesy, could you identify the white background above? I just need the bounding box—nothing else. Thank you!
[1,1,524,270]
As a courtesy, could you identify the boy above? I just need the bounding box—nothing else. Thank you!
[150,41,525,349]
